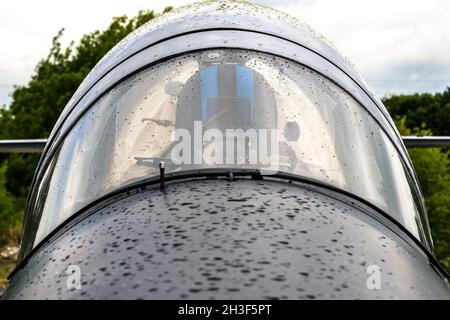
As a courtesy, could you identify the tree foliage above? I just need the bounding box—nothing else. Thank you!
[395,118,450,269]
[0,161,21,246]
[383,89,450,135]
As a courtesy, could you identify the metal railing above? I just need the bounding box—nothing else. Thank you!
[0,137,449,153]
[402,136,450,148]
[0,139,47,153]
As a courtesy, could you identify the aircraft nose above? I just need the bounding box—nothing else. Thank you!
[3,178,450,299]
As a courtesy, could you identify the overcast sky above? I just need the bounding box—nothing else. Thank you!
[1,0,449,106]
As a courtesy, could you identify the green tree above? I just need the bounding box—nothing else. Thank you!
[383,88,450,135]
[395,118,450,270]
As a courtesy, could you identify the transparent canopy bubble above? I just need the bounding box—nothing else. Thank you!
[32,50,426,248]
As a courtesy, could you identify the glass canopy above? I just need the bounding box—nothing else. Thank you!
[31,49,428,247]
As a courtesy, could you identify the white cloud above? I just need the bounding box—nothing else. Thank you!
[0,0,449,106]
[0,0,192,106]
[258,0,450,95]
